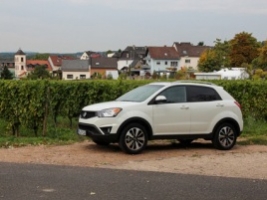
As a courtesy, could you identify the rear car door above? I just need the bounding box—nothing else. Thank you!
[187,85,223,134]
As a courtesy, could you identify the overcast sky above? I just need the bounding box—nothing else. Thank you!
[0,0,266,53]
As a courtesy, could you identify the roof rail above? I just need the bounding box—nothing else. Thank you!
[174,80,217,86]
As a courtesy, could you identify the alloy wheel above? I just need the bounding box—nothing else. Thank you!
[218,126,235,148]
[125,127,146,152]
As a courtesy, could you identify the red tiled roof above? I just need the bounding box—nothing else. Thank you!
[49,55,76,67]
[26,60,52,71]
[148,46,179,60]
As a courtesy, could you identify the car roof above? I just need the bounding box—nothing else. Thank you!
[148,80,219,87]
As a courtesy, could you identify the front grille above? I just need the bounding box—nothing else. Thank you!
[80,111,96,119]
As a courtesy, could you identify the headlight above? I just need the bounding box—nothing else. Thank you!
[97,108,122,118]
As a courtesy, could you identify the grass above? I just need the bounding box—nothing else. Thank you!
[0,116,267,148]
[238,116,267,145]
[0,117,86,148]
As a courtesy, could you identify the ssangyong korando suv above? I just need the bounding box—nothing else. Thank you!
[78,81,243,154]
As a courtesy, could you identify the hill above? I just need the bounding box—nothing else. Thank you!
[0,52,83,60]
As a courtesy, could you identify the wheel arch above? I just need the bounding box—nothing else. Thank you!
[117,117,153,140]
[212,118,241,137]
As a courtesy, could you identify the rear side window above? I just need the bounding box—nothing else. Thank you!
[187,86,221,102]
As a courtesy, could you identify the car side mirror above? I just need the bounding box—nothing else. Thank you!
[155,95,167,103]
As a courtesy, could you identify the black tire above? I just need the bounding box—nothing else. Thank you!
[119,123,148,154]
[178,139,194,146]
[212,123,237,150]
[92,139,110,146]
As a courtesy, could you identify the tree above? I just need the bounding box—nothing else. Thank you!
[252,69,267,80]
[32,53,50,60]
[252,40,267,70]
[229,32,260,67]
[198,41,204,46]
[27,65,51,79]
[213,39,231,68]
[1,66,13,79]
[198,39,230,72]
[198,49,219,72]
[106,50,113,54]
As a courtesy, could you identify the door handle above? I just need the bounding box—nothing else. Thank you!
[216,103,224,107]
[181,105,189,110]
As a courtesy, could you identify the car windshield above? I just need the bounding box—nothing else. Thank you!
[116,84,164,102]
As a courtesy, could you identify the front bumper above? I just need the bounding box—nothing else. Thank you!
[77,123,118,143]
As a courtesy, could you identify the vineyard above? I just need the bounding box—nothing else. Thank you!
[0,79,266,138]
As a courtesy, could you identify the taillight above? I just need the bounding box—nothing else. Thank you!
[234,101,241,109]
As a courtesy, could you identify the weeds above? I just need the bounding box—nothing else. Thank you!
[1,116,267,148]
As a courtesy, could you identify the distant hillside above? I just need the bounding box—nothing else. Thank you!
[0,52,83,60]
[0,52,38,60]
[0,52,16,60]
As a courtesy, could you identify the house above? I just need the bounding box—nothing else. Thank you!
[194,68,249,80]
[144,46,180,75]
[48,55,76,77]
[61,60,90,80]
[0,60,15,77]
[173,42,211,70]
[14,49,52,78]
[90,57,118,79]
[26,60,52,73]
[80,51,101,60]
[116,46,147,71]
[107,52,116,58]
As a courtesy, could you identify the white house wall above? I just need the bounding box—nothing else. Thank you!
[178,57,199,70]
[80,53,89,60]
[145,54,180,74]
[62,71,90,80]
[106,70,119,79]
[117,60,133,71]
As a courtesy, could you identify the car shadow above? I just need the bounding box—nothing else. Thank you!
[83,140,215,154]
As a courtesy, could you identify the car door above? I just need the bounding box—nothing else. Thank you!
[152,86,190,135]
[187,86,223,134]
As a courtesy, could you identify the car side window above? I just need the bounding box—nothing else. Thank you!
[159,86,186,103]
[187,86,222,102]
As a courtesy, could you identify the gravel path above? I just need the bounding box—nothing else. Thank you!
[1,140,267,180]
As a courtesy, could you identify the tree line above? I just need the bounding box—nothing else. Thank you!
[198,31,267,79]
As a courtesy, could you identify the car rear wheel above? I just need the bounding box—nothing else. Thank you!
[119,123,148,154]
[213,123,237,150]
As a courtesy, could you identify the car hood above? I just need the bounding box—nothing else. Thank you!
[82,101,140,111]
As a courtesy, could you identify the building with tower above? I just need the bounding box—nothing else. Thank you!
[14,49,27,78]
[14,49,52,79]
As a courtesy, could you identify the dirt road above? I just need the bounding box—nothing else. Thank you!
[1,140,267,180]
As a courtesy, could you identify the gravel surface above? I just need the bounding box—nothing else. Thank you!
[1,139,267,180]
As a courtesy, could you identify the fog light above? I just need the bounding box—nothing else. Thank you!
[100,127,112,135]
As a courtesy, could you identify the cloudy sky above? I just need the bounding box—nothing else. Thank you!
[0,0,266,53]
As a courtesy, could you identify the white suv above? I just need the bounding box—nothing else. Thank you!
[78,81,243,154]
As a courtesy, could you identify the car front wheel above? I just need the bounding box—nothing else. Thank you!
[213,123,237,150]
[119,123,148,154]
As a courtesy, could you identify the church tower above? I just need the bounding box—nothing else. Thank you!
[14,49,26,78]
